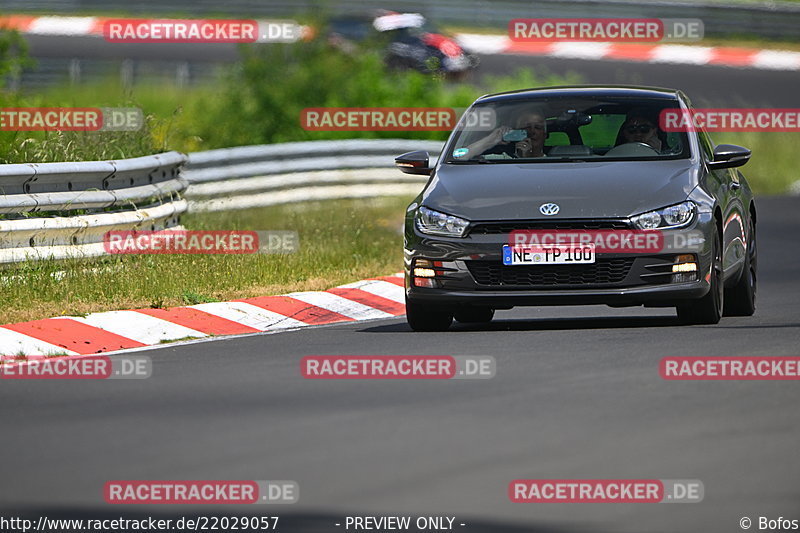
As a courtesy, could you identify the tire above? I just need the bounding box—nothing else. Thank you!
[677,229,724,325]
[454,307,494,324]
[406,298,453,332]
[724,217,757,316]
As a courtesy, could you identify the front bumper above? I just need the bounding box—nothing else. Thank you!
[406,280,709,307]
[404,212,715,308]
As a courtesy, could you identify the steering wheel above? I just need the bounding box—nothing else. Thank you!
[604,142,660,157]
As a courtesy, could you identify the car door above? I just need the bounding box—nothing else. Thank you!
[697,128,747,278]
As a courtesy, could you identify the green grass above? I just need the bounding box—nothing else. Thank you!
[712,132,800,194]
[1,197,412,324]
[0,41,583,159]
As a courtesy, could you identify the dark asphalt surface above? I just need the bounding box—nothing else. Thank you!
[2,196,799,533]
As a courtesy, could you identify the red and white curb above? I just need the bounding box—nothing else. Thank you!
[456,33,800,71]
[2,15,800,71]
[0,15,312,42]
[0,15,107,36]
[0,273,406,359]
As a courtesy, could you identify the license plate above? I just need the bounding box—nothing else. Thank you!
[502,244,596,265]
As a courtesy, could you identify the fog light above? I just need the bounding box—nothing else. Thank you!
[672,254,697,282]
[413,267,436,278]
[672,254,697,273]
[672,263,697,273]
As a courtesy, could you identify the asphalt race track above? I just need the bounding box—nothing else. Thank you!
[2,196,799,533]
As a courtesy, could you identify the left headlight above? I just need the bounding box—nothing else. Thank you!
[415,206,470,237]
[632,201,696,230]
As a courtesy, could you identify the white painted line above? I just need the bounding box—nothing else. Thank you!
[455,33,510,55]
[28,16,98,36]
[0,328,79,357]
[55,311,207,344]
[190,301,306,330]
[550,42,612,60]
[751,50,800,70]
[648,45,714,65]
[360,280,406,304]
[287,291,393,320]
[338,279,405,304]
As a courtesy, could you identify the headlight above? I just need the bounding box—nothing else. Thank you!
[632,201,696,230]
[415,206,470,237]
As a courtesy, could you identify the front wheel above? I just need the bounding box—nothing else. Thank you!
[724,217,757,316]
[406,298,453,332]
[677,230,724,325]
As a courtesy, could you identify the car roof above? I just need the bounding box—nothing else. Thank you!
[476,85,683,104]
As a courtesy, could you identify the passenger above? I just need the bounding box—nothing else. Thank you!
[465,111,547,159]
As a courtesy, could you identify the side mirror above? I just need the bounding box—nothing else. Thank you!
[707,144,751,170]
[395,151,433,176]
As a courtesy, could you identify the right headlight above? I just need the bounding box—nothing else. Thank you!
[632,201,696,230]
[415,206,470,237]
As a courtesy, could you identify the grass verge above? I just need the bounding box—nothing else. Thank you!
[1,196,412,324]
[713,132,800,195]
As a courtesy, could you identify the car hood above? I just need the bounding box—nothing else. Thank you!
[421,159,698,220]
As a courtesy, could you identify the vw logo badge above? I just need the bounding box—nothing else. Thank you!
[539,203,560,216]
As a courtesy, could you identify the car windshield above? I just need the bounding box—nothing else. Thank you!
[445,95,690,163]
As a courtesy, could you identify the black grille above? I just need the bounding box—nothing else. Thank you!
[469,219,630,235]
[466,258,635,287]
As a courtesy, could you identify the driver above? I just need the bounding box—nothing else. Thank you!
[465,111,547,159]
[617,109,664,151]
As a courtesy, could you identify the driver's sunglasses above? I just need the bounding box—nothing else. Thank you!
[625,124,654,134]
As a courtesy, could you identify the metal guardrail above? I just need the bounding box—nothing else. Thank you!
[0,139,443,264]
[0,151,187,264]
[183,139,442,212]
